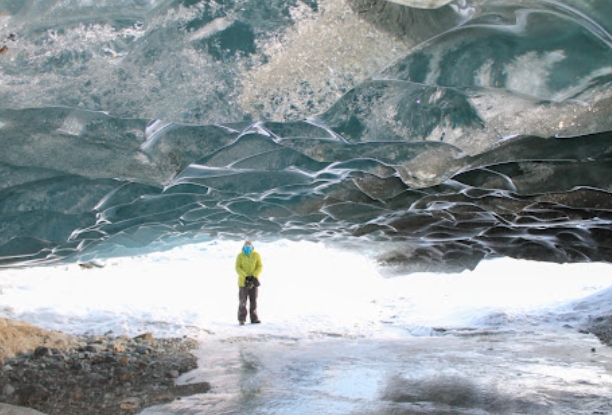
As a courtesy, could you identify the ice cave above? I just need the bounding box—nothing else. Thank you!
[0,0,611,274]
[1,2,612,415]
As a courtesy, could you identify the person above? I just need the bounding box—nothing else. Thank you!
[235,241,263,325]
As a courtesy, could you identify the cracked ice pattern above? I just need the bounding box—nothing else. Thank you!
[0,0,611,273]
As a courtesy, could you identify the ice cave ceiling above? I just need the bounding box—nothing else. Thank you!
[0,0,611,273]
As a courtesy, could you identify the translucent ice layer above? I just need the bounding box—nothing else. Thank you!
[0,0,611,272]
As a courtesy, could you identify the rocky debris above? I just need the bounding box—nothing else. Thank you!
[0,330,209,415]
[77,261,105,270]
[583,315,612,347]
[0,319,80,363]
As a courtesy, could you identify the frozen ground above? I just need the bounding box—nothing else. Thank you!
[1,241,612,414]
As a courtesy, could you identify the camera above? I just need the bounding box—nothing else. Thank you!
[245,275,260,288]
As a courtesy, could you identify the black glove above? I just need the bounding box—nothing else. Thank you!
[245,276,260,288]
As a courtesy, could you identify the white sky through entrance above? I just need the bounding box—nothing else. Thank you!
[0,240,611,340]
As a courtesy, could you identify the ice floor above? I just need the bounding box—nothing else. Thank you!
[144,330,612,415]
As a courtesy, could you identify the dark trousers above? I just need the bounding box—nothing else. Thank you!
[238,286,259,323]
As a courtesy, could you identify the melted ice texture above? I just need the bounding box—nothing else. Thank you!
[0,0,612,273]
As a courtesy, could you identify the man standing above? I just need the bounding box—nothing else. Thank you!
[235,241,263,325]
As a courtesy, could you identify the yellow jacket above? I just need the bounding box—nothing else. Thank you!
[235,250,263,287]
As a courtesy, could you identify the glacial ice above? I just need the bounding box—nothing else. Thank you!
[0,0,611,273]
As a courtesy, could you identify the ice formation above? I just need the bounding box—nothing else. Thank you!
[0,0,611,273]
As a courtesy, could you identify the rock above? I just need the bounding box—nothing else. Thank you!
[0,403,50,415]
[84,344,105,353]
[108,340,126,353]
[33,348,50,359]
[584,315,612,346]
[118,397,141,411]
[2,384,15,396]
[87,373,108,385]
[134,333,154,343]
[151,392,174,403]
[0,325,204,415]
[170,382,212,396]
[135,346,151,355]
[119,370,133,382]
[78,261,105,270]
[16,384,50,405]
[69,362,83,371]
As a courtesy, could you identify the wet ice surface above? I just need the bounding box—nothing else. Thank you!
[145,333,612,415]
[1,242,612,414]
